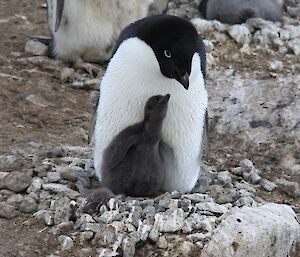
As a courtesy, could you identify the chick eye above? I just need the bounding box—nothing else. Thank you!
[164,50,171,58]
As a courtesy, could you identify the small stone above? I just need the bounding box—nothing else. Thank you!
[249,172,261,184]
[157,236,168,249]
[260,179,277,192]
[157,198,178,210]
[80,222,101,233]
[42,183,68,192]
[20,196,37,213]
[269,61,283,72]
[198,218,216,232]
[217,171,232,185]
[122,237,136,257]
[3,171,32,192]
[187,232,207,243]
[34,210,54,225]
[231,167,243,176]
[182,193,213,203]
[0,202,20,219]
[98,210,120,223]
[6,194,24,207]
[210,185,239,204]
[49,221,74,235]
[60,167,78,182]
[137,222,152,241]
[47,172,62,182]
[235,196,255,207]
[228,25,251,45]
[58,235,74,251]
[25,40,48,56]
[80,231,94,245]
[154,208,185,232]
[27,177,44,192]
[80,248,93,257]
[52,197,72,224]
[276,179,300,197]
[143,205,156,217]
[179,241,195,255]
[148,228,159,243]
[196,202,228,214]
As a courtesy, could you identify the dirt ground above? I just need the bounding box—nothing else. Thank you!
[0,0,299,256]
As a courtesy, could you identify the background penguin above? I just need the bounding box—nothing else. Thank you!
[43,0,153,74]
[199,0,283,24]
[101,94,172,197]
[94,15,208,193]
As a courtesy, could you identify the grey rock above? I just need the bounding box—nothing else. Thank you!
[51,197,72,224]
[58,235,74,251]
[276,179,300,197]
[154,208,185,232]
[42,183,68,192]
[156,236,168,249]
[7,194,24,207]
[228,25,251,45]
[200,204,300,257]
[196,202,228,214]
[60,166,78,182]
[287,38,300,55]
[3,171,32,192]
[210,185,239,204]
[80,231,94,245]
[60,67,75,82]
[27,177,44,192]
[148,228,159,243]
[217,171,232,185]
[269,61,284,72]
[235,196,255,207]
[20,196,37,213]
[182,193,213,203]
[34,210,54,225]
[137,222,151,241]
[0,202,20,219]
[25,40,48,56]
[122,237,136,257]
[187,232,207,243]
[260,179,277,192]
[75,214,95,229]
[143,205,156,218]
[93,225,116,247]
[157,198,179,210]
[98,210,120,223]
[47,172,62,182]
[191,18,214,33]
[182,213,204,233]
[49,221,74,235]
[80,222,101,233]
[0,155,17,170]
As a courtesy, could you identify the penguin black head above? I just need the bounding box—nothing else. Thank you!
[144,94,170,122]
[112,15,206,90]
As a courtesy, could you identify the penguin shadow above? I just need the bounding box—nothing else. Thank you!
[83,94,174,214]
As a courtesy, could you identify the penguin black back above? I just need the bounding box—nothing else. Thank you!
[101,94,173,197]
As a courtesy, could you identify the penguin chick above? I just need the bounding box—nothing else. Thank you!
[101,94,173,197]
[94,15,208,193]
[200,0,283,24]
[46,0,152,74]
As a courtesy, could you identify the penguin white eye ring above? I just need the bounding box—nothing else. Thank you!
[164,50,172,58]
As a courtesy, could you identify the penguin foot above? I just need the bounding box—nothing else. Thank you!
[74,59,102,76]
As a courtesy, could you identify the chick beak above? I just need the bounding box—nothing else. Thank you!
[175,72,189,90]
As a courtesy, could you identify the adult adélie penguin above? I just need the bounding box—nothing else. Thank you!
[94,15,208,193]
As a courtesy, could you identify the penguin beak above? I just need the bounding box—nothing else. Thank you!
[158,94,170,104]
[175,72,189,90]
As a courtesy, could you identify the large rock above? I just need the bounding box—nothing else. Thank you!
[208,72,300,175]
[200,203,300,257]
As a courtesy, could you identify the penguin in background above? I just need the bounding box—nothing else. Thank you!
[199,0,283,24]
[94,15,208,194]
[42,0,153,74]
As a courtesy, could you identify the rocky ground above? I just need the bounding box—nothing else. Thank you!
[0,0,299,256]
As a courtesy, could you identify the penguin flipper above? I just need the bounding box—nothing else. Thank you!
[55,0,65,32]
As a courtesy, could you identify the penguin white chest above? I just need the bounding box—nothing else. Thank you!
[94,38,208,193]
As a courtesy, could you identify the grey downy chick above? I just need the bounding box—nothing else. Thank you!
[101,94,173,197]
[199,0,283,24]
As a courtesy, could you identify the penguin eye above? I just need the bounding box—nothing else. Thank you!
[164,50,172,58]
